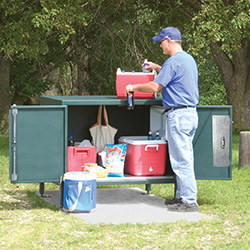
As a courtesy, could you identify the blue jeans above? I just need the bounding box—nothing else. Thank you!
[166,107,198,204]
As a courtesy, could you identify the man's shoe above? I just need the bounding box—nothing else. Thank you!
[164,198,181,206]
[167,201,199,212]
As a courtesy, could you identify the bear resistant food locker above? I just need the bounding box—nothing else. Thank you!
[9,96,232,195]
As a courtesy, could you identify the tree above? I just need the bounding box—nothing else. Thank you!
[1,0,155,132]
[0,0,249,132]
[88,0,250,130]
[177,0,250,130]
[195,0,250,131]
[144,0,249,130]
[0,0,92,131]
[0,53,10,133]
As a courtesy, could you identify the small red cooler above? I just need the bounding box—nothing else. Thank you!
[116,68,156,99]
[67,146,97,172]
[118,136,166,176]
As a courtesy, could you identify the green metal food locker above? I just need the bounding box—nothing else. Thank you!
[9,96,232,194]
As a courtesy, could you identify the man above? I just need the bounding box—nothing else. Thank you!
[125,27,199,212]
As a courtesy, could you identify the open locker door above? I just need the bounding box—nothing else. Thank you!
[150,105,232,180]
[9,105,67,183]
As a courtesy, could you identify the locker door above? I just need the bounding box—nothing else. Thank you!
[150,105,232,180]
[9,105,67,183]
[193,107,232,180]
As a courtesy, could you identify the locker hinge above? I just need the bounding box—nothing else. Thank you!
[11,105,18,181]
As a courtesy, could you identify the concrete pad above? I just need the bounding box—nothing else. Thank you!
[36,187,213,224]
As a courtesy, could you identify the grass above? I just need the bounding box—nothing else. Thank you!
[1,132,250,249]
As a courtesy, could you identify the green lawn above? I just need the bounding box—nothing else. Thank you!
[1,132,250,249]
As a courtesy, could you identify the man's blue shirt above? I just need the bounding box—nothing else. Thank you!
[154,51,199,109]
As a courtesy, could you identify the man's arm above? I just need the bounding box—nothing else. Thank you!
[125,81,163,95]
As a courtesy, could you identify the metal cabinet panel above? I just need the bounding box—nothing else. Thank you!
[9,105,67,183]
[212,115,230,167]
[193,107,232,180]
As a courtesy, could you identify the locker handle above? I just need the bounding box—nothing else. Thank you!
[145,145,159,151]
[221,137,226,149]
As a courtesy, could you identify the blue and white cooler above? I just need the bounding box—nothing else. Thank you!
[63,172,96,212]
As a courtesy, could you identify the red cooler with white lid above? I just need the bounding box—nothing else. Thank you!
[118,136,166,176]
[116,68,156,99]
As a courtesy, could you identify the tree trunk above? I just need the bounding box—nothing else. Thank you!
[77,52,89,95]
[238,131,250,168]
[210,38,250,130]
[0,53,11,133]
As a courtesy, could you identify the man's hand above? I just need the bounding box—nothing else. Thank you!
[125,84,134,95]
[142,61,162,72]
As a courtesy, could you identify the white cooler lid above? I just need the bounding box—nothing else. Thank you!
[119,136,166,145]
[116,68,156,75]
[64,172,96,181]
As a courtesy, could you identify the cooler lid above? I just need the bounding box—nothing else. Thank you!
[150,105,167,140]
[64,172,96,181]
[116,68,156,76]
[119,136,166,145]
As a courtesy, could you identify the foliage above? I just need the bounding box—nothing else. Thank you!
[192,0,250,57]
[197,50,227,105]
[0,0,90,60]
[0,0,92,101]
[0,0,233,103]
[10,60,54,104]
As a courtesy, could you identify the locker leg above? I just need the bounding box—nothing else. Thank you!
[39,183,45,197]
[59,176,64,208]
[174,177,177,198]
[145,184,151,194]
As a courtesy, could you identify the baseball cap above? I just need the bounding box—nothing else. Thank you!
[152,27,182,41]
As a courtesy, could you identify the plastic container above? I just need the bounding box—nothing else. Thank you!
[67,146,97,172]
[116,68,155,99]
[148,130,153,140]
[68,136,75,146]
[155,131,161,140]
[63,172,96,212]
[82,163,108,178]
[118,136,166,176]
[142,59,150,73]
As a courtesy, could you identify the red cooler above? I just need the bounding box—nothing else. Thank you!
[118,136,166,176]
[116,68,156,99]
[67,146,97,172]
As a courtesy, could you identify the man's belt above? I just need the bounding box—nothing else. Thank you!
[164,105,195,113]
